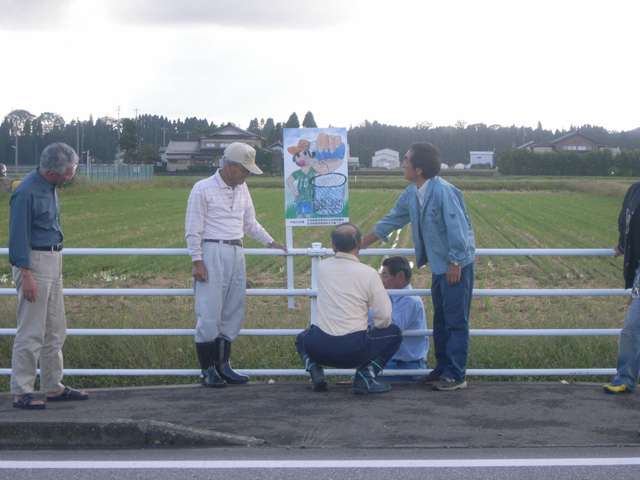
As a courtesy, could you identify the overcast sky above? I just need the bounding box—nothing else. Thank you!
[1,0,637,132]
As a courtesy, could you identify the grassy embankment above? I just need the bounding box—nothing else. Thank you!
[0,173,634,390]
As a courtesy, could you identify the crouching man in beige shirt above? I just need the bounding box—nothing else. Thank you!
[295,223,402,394]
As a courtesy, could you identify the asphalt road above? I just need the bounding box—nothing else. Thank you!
[2,380,640,449]
[2,447,640,479]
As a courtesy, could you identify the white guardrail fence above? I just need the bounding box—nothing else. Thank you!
[0,247,626,379]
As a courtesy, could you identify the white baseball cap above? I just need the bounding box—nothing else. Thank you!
[224,142,263,175]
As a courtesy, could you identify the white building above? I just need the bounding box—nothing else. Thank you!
[347,144,359,167]
[469,151,494,167]
[372,148,400,169]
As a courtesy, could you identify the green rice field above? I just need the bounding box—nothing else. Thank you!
[0,174,635,389]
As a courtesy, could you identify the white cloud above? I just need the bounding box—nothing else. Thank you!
[107,0,357,30]
[0,0,639,132]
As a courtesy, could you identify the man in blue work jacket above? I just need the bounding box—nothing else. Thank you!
[362,142,475,391]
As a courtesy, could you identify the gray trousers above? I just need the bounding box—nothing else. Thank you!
[11,250,66,395]
[194,241,246,343]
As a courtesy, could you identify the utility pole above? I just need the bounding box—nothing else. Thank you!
[10,116,19,174]
[76,118,80,159]
[14,133,18,175]
[81,122,84,165]
[116,106,121,164]
[161,127,167,147]
[134,107,140,146]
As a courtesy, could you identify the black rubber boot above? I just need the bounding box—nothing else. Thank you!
[302,354,328,392]
[213,337,249,384]
[195,342,226,388]
[353,356,391,394]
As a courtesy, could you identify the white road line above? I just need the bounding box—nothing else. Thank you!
[2,458,640,469]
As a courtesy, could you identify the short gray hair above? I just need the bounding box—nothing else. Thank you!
[40,143,78,174]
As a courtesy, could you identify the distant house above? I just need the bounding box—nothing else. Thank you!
[517,132,620,156]
[550,132,598,152]
[469,151,494,167]
[372,148,400,168]
[517,141,553,153]
[267,141,284,169]
[267,140,283,153]
[165,123,264,171]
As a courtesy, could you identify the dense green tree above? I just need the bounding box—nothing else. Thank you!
[137,144,161,164]
[302,111,318,128]
[4,109,35,135]
[493,148,638,176]
[37,112,65,134]
[119,118,138,163]
[254,146,277,173]
[247,118,261,135]
[267,122,283,145]
[263,118,275,143]
[285,112,300,128]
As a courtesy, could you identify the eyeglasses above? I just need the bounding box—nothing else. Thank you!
[231,162,251,177]
[61,164,78,178]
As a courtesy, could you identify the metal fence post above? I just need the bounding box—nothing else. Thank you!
[308,242,325,325]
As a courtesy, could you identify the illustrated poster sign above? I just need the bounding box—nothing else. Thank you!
[283,127,349,227]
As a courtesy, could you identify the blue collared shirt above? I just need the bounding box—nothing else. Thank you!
[373,176,475,275]
[9,168,64,269]
[368,285,429,363]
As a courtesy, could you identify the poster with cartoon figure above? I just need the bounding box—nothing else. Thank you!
[284,127,349,227]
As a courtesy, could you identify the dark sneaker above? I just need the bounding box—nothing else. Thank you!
[603,380,630,394]
[432,375,467,391]
[419,370,443,384]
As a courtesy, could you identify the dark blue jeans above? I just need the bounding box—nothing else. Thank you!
[431,262,474,381]
[295,324,402,369]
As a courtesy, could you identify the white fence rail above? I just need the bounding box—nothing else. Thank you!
[0,247,624,378]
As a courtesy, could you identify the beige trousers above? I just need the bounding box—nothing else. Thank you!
[10,250,66,395]
[194,241,246,343]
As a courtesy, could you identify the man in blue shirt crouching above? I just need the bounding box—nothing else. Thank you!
[368,256,428,381]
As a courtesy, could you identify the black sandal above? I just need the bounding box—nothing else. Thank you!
[13,393,46,410]
[46,386,89,402]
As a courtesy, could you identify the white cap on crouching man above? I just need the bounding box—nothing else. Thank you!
[223,142,263,175]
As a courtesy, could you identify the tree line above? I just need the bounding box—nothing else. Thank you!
[496,148,640,177]
[2,108,639,167]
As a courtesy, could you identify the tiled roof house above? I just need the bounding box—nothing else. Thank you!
[165,123,264,171]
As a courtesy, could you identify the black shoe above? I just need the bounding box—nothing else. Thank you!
[309,364,328,392]
[214,337,249,384]
[420,370,443,384]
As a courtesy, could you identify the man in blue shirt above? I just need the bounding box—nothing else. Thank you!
[368,256,428,381]
[9,143,88,410]
[362,142,475,391]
